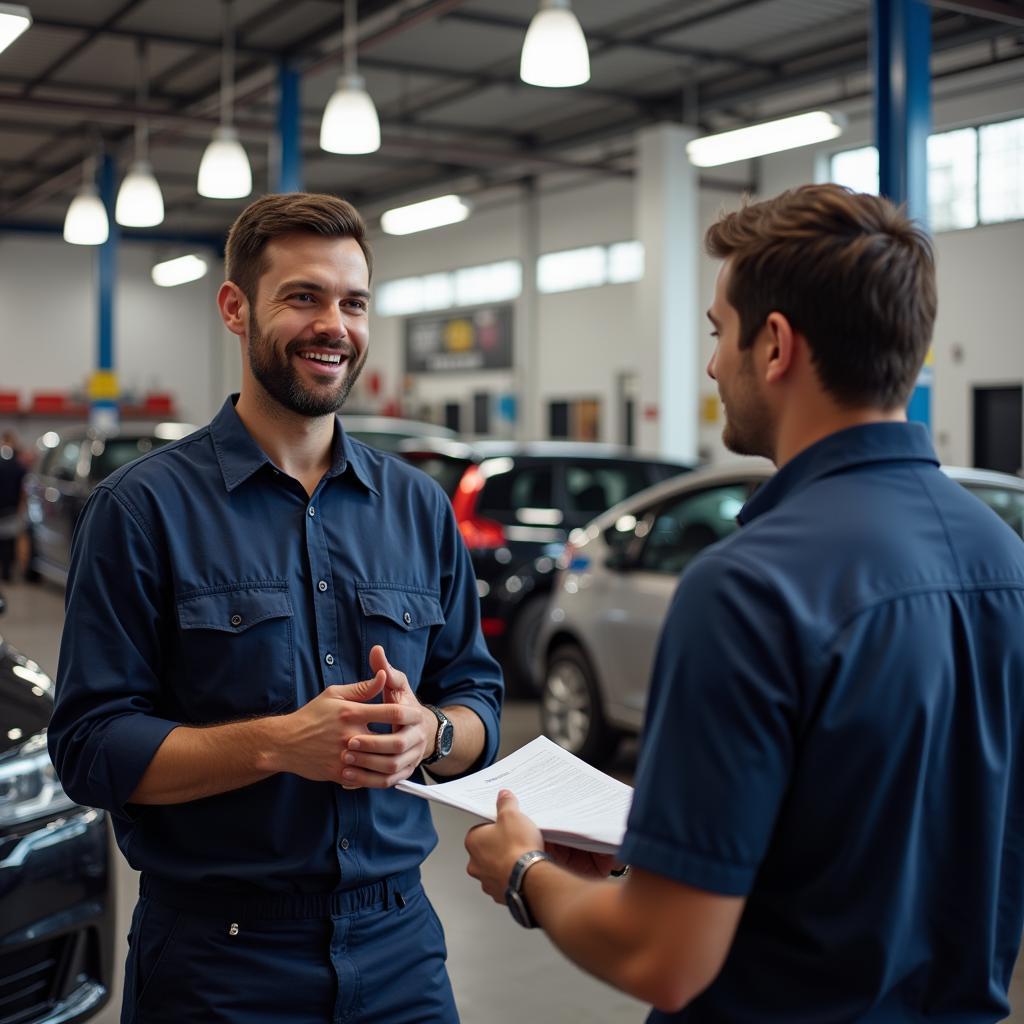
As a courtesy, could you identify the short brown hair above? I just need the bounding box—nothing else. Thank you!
[224,192,373,303]
[705,184,936,409]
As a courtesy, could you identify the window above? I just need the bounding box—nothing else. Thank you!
[537,241,645,294]
[375,260,521,317]
[90,437,163,481]
[828,116,1024,231]
[636,485,747,575]
[979,116,1024,224]
[478,465,554,517]
[51,441,82,482]
[964,485,1024,539]
[564,464,649,516]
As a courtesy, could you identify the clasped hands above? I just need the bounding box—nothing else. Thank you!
[279,643,435,789]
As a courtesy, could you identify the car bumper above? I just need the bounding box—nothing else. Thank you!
[0,805,114,1024]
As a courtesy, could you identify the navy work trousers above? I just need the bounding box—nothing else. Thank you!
[122,868,458,1023]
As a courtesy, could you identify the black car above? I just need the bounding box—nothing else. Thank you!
[0,605,115,1023]
[24,423,195,586]
[397,438,693,694]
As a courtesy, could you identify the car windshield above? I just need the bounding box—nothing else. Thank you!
[401,453,473,497]
[963,483,1024,538]
[91,437,168,480]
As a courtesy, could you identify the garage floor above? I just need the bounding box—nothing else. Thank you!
[2,579,1021,1023]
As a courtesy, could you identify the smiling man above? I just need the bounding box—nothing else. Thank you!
[465,184,1024,1022]
[49,192,503,1023]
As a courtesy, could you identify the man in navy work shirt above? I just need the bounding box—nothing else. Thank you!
[49,192,503,1023]
[465,184,1024,1021]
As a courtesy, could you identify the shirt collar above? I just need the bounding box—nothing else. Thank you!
[210,395,379,495]
[738,421,939,526]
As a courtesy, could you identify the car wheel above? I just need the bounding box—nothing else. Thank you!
[541,643,620,767]
[504,596,549,698]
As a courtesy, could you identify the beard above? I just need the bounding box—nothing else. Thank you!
[246,312,367,418]
[720,351,774,460]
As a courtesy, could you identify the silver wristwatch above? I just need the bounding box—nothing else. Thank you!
[505,849,551,928]
[421,705,454,766]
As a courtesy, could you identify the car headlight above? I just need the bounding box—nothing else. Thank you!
[0,731,77,828]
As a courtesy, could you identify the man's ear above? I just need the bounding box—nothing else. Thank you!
[218,281,249,338]
[762,311,796,384]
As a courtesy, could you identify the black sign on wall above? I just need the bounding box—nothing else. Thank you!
[405,306,513,374]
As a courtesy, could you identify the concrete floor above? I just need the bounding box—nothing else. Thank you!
[2,577,1022,1023]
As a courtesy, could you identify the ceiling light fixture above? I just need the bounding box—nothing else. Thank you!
[0,3,31,56]
[116,40,164,227]
[686,110,847,167]
[63,156,109,246]
[520,0,590,88]
[381,195,471,235]
[197,0,252,199]
[320,0,380,154]
[152,254,208,287]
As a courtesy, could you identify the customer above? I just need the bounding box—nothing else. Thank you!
[49,192,503,1024]
[465,184,1024,1022]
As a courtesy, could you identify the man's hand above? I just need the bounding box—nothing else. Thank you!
[544,843,618,878]
[339,645,438,789]
[465,790,545,904]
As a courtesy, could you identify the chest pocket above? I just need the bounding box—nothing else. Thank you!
[356,584,445,690]
[175,583,295,723]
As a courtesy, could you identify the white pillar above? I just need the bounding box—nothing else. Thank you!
[634,123,700,461]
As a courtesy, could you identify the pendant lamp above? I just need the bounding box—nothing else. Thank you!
[320,0,380,155]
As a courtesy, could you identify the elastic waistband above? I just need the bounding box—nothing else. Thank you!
[139,866,422,921]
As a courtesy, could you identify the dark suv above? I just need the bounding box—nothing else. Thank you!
[0,609,114,1022]
[398,439,692,694]
[24,423,195,586]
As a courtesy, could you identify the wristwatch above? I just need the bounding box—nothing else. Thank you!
[421,705,454,766]
[505,849,551,928]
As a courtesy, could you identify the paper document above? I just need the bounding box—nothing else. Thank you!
[397,735,633,854]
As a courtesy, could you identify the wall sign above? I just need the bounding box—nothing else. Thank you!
[405,305,513,374]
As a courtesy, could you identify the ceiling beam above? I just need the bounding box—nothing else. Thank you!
[928,0,1024,26]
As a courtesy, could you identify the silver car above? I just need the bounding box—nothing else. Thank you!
[538,460,1024,766]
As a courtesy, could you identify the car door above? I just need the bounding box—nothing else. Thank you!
[34,437,88,576]
[594,479,753,730]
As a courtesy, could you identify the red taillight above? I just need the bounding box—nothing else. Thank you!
[453,466,506,549]
[480,617,507,637]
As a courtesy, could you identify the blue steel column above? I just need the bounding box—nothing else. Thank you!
[92,152,120,430]
[276,60,303,192]
[873,0,932,426]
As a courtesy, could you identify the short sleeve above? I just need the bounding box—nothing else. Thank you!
[618,551,801,895]
[47,485,178,818]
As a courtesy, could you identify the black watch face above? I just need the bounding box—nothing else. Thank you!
[438,720,454,757]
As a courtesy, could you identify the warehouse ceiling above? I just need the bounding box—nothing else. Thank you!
[0,0,1022,242]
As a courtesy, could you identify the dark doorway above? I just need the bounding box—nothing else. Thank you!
[444,402,461,433]
[973,385,1022,475]
[472,392,490,435]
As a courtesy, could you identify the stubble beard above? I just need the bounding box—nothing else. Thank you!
[247,312,367,418]
[720,352,774,460]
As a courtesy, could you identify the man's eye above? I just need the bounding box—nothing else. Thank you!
[291,293,315,303]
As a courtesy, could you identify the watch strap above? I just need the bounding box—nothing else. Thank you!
[505,849,551,928]
[421,704,452,766]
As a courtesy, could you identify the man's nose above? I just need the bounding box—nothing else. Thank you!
[706,350,718,381]
[313,304,346,338]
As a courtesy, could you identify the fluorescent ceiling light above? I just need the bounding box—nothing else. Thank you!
[116,160,164,227]
[686,111,846,167]
[0,4,31,55]
[198,125,252,198]
[320,74,381,154]
[63,185,109,246]
[152,254,208,288]
[381,195,471,235]
[520,0,590,88]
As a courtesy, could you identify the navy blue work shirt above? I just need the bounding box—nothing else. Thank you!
[49,396,503,894]
[619,423,1024,1022]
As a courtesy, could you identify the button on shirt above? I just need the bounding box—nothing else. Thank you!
[619,423,1024,1022]
[48,396,503,894]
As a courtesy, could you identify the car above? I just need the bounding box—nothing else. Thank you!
[537,461,1024,766]
[340,414,458,452]
[0,610,115,1023]
[23,422,196,586]
[397,438,694,695]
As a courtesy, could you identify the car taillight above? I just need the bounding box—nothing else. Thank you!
[453,466,506,549]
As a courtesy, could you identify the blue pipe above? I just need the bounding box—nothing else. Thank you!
[276,60,303,193]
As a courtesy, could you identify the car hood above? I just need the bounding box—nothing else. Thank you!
[0,637,54,756]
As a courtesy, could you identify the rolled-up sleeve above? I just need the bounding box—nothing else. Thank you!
[48,485,178,818]
[419,492,503,774]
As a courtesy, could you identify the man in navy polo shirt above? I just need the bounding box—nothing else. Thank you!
[466,184,1024,1021]
[49,192,503,1023]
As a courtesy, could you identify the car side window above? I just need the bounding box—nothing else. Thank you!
[565,464,648,515]
[478,465,554,516]
[964,484,1024,539]
[90,437,159,482]
[51,441,82,482]
[635,484,748,574]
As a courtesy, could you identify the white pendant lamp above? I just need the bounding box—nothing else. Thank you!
[0,3,32,56]
[320,0,380,155]
[64,157,109,246]
[520,0,590,88]
[686,111,847,168]
[198,0,252,199]
[116,41,164,227]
